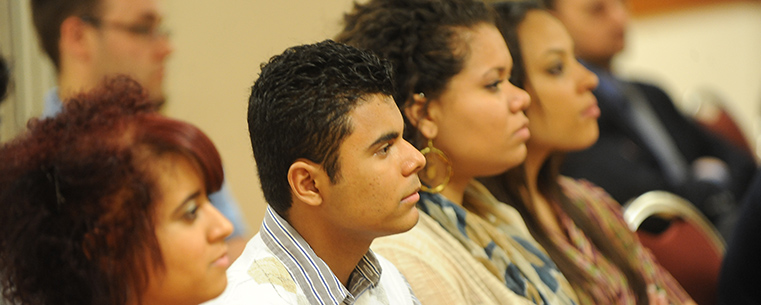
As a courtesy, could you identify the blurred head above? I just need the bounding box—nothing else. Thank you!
[249,40,424,235]
[494,2,599,155]
[0,53,7,135]
[541,0,628,68]
[32,0,173,103]
[337,0,531,184]
[0,53,9,102]
[31,0,101,70]
[0,76,231,305]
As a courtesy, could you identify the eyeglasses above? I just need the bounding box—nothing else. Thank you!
[80,15,170,41]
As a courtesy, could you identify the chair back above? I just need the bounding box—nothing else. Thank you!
[623,191,725,305]
[683,88,755,158]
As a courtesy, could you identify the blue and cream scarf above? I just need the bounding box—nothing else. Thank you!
[417,181,578,305]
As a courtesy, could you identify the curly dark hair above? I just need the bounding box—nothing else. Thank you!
[248,39,395,218]
[335,0,494,144]
[0,76,224,305]
[538,0,555,9]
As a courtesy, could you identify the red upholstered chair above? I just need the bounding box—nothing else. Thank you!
[623,191,725,305]
[683,88,755,159]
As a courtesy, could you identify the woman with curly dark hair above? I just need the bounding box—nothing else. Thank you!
[0,76,233,305]
[337,0,577,304]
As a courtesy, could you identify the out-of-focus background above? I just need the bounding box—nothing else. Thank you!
[1,0,760,233]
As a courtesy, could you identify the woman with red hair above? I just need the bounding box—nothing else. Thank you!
[0,76,233,305]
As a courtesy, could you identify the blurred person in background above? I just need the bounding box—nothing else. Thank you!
[30,0,249,257]
[718,168,761,304]
[542,0,756,237]
[0,51,10,139]
[0,53,8,103]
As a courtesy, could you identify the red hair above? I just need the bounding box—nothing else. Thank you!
[0,76,223,305]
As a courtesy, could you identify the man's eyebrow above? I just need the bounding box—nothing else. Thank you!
[368,131,399,150]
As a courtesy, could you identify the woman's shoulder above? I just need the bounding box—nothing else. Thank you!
[372,212,457,256]
[557,176,633,232]
[372,213,533,305]
[558,176,622,208]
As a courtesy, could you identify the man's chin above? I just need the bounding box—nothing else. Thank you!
[398,207,420,233]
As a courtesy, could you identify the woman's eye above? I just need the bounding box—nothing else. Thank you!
[486,80,504,91]
[548,63,564,75]
[182,201,200,221]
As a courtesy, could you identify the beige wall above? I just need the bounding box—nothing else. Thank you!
[161,0,356,234]
[0,0,56,142]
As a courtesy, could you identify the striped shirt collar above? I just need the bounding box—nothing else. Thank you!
[260,206,383,305]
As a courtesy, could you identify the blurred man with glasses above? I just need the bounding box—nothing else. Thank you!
[33,0,171,111]
[31,0,250,258]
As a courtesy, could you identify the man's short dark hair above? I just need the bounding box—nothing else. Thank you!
[248,39,395,217]
[31,0,102,70]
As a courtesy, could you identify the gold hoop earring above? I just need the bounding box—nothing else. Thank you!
[419,139,452,193]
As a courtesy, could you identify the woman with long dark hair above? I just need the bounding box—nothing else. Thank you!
[481,2,694,304]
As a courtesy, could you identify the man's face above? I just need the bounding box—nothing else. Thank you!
[318,94,425,241]
[89,0,172,103]
[552,0,628,65]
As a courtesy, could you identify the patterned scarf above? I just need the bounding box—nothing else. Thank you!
[551,177,693,305]
[417,181,578,305]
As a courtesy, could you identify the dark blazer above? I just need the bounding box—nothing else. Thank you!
[718,170,761,305]
[561,81,756,223]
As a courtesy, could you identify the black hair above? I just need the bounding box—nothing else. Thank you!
[248,39,395,218]
[490,2,649,304]
[0,54,9,102]
[336,0,495,145]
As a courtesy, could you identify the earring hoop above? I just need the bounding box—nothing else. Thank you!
[419,139,452,193]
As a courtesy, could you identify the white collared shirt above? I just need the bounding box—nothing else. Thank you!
[204,206,419,305]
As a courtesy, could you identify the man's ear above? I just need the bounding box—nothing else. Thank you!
[404,94,438,140]
[59,16,92,62]
[287,159,325,207]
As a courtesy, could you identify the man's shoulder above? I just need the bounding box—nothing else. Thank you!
[41,87,63,119]
[627,80,665,92]
[204,234,308,305]
[367,252,417,304]
[626,80,673,104]
[206,279,306,304]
